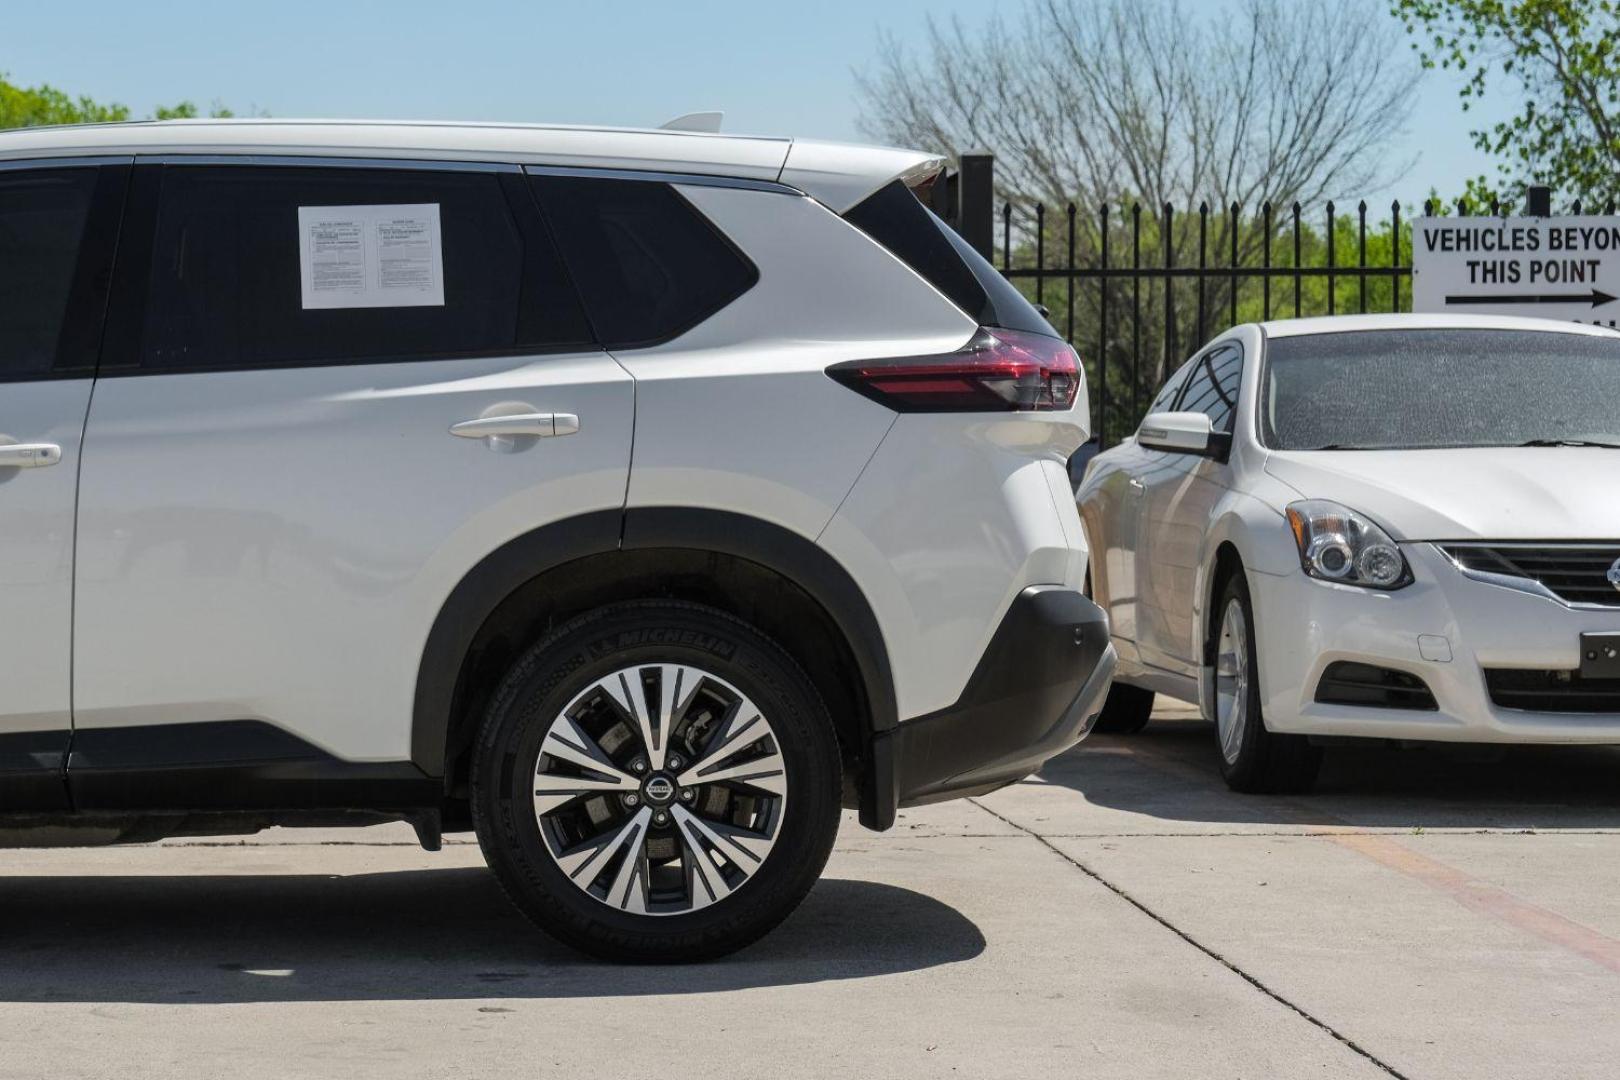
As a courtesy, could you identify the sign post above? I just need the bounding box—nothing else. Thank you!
[1413,216,1620,326]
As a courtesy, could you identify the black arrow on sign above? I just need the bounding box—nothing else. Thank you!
[1445,289,1617,308]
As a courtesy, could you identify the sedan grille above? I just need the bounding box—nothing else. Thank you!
[1440,543,1620,607]
[1485,669,1620,714]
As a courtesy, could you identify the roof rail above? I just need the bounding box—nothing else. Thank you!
[659,111,724,134]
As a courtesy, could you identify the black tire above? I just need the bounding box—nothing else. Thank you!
[1211,571,1322,794]
[1093,681,1155,734]
[1083,562,1153,734]
[470,600,841,962]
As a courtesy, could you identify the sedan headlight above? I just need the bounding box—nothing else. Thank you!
[1285,500,1411,589]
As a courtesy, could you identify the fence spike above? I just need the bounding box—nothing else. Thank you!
[1131,202,1142,420]
[1291,202,1302,318]
[1065,202,1077,346]
[1326,202,1337,316]
[1099,202,1110,446]
[1229,202,1240,327]
[1357,201,1368,313]
[1034,203,1046,309]
[1262,202,1273,321]
[1197,203,1208,344]
[1001,202,1011,271]
[1392,201,1403,311]
[1162,202,1175,366]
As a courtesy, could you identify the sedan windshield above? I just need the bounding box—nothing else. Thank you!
[1263,328,1620,450]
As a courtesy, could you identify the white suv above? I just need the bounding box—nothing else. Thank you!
[0,119,1113,960]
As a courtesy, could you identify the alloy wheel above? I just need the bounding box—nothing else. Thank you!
[531,663,788,916]
[1215,599,1250,764]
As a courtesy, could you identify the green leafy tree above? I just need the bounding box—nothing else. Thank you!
[1391,0,1620,204]
[152,101,235,121]
[0,75,129,127]
[0,73,234,129]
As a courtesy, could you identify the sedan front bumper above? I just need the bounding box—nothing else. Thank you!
[1248,543,1620,743]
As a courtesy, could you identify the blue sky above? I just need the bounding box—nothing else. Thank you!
[4,0,1509,208]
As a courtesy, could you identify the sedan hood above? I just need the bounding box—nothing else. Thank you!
[1263,447,1620,540]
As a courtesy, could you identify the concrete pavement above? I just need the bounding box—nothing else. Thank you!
[2,705,1618,1079]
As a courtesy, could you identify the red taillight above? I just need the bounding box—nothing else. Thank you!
[827,328,1080,412]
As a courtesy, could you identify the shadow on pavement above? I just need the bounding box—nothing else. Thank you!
[1038,716,1620,830]
[0,872,984,1004]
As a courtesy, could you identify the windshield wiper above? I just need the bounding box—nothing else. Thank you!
[1299,443,1398,451]
[1515,438,1620,449]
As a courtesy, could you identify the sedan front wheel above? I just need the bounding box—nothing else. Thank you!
[1212,572,1322,794]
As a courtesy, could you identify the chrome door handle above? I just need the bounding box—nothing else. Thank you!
[449,413,579,439]
[0,443,62,469]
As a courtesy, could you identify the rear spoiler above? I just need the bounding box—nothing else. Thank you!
[777,139,947,215]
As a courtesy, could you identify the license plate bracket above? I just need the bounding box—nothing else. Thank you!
[1579,633,1620,679]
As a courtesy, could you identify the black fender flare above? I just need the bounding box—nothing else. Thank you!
[622,506,898,728]
[411,510,622,776]
[410,507,898,791]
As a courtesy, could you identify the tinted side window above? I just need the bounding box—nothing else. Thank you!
[139,165,590,371]
[844,181,1056,337]
[1146,368,1190,416]
[531,175,757,348]
[0,168,98,378]
[1175,344,1243,433]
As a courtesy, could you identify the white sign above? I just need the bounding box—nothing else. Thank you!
[297,204,444,310]
[1413,216,1620,326]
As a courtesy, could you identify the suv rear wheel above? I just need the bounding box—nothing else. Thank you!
[471,600,841,962]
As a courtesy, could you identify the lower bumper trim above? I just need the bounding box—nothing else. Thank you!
[861,585,1114,829]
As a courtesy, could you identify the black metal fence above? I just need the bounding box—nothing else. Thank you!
[934,154,1616,447]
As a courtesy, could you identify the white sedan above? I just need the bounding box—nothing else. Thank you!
[1077,313,1620,792]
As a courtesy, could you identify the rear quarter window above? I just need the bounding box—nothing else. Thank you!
[530,175,758,348]
[844,180,1056,337]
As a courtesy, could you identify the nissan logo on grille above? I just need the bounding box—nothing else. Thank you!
[1608,557,1620,592]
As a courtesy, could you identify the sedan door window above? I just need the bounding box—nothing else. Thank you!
[1175,343,1243,434]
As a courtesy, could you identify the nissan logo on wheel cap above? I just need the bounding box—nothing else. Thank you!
[643,775,676,804]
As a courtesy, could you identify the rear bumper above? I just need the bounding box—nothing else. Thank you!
[861,586,1115,829]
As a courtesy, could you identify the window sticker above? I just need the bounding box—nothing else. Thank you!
[297,204,444,309]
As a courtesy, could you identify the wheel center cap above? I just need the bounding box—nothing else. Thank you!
[642,773,677,806]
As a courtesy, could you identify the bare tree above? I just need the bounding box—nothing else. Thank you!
[856,0,1421,433]
[857,0,1419,215]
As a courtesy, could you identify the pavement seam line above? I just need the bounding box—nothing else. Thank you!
[968,797,1412,1080]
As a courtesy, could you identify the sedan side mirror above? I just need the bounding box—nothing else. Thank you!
[1137,411,1230,459]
